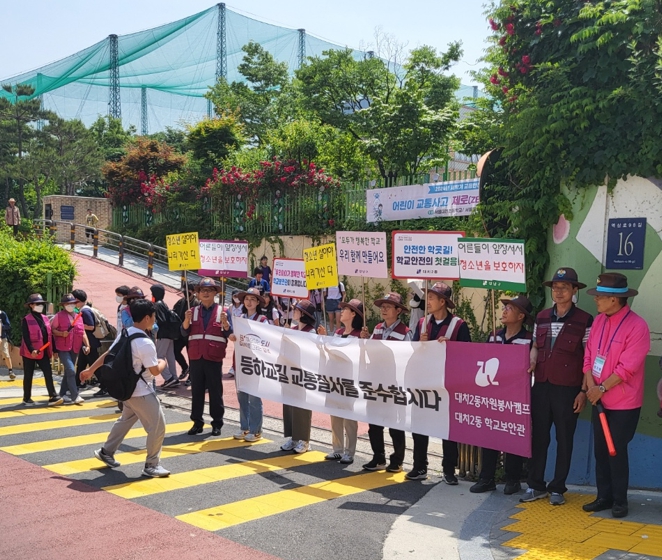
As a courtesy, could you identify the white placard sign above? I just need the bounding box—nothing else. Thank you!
[271,258,309,298]
[335,231,388,278]
[391,230,464,279]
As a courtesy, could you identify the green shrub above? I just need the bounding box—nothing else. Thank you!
[0,231,76,345]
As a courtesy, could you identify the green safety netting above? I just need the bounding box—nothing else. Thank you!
[1,4,483,132]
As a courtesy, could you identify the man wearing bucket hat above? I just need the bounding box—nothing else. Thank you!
[5,197,21,236]
[471,295,533,495]
[582,273,650,518]
[20,294,63,406]
[360,292,412,473]
[182,278,232,437]
[407,282,472,482]
[523,267,593,506]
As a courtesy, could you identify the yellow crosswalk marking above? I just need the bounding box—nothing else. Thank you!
[104,451,327,499]
[0,413,119,437]
[0,378,46,388]
[0,400,116,420]
[44,436,271,475]
[177,471,406,531]
[0,421,192,455]
[0,397,42,406]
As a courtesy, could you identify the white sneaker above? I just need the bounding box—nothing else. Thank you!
[62,396,73,404]
[73,395,84,404]
[339,453,354,464]
[244,433,262,442]
[293,440,309,454]
[227,367,235,377]
[280,437,296,451]
[142,464,170,478]
[233,430,249,440]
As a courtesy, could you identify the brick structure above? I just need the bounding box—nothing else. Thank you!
[41,195,112,243]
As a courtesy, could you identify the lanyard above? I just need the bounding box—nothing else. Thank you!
[597,310,630,355]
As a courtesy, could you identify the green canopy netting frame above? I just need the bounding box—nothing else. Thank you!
[1,3,483,132]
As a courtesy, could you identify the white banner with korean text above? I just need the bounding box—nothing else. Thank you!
[234,318,532,456]
[366,178,480,223]
[335,231,388,278]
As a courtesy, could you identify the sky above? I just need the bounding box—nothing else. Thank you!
[0,0,493,85]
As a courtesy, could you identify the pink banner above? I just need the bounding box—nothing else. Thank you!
[446,342,531,457]
[198,239,249,278]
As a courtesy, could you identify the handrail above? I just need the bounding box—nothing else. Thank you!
[33,219,249,301]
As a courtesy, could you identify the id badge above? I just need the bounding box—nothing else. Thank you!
[592,355,606,377]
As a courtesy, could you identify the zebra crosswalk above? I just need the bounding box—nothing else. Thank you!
[0,389,423,544]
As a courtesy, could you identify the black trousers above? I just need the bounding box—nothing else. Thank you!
[173,337,189,373]
[368,424,406,466]
[23,356,57,399]
[189,358,224,429]
[479,447,525,482]
[592,406,640,506]
[527,381,581,494]
[412,433,458,474]
[76,345,100,387]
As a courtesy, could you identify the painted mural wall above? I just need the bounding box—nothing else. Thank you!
[546,175,662,489]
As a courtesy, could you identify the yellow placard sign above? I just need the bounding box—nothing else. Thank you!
[166,232,201,271]
[303,243,339,290]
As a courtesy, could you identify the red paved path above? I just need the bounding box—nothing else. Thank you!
[0,451,280,560]
[70,252,368,434]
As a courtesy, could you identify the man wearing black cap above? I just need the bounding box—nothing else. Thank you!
[522,267,593,506]
[470,295,533,495]
[406,282,472,482]
[582,273,650,518]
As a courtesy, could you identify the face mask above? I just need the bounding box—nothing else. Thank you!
[33,305,44,313]
[116,296,124,303]
[65,305,76,313]
[233,298,240,305]
[151,322,159,334]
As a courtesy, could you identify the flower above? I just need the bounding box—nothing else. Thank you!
[519,65,529,74]
[498,67,508,77]
[521,55,531,65]
[499,36,507,46]
[489,18,499,31]
[490,74,500,85]
[506,23,515,35]
[502,86,509,94]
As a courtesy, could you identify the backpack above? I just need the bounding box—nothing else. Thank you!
[95,329,149,401]
[0,310,10,339]
[89,306,117,340]
[155,301,182,340]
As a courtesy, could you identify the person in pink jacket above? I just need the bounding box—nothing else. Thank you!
[582,273,650,519]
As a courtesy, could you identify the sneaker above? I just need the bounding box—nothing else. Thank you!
[503,481,522,495]
[94,448,120,468]
[162,378,180,389]
[233,430,249,440]
[325,452,342,461]
[363,457,387,471]
[48,396,64,406]
[73,395,84,404]
[244,433,262,442]
[62,396,73,404]
[339,454,354,464]
[22,398,35,406]
[8,370,15,380]
[227,367,235,378]
[550,492,565,506]
[178,368,189,380]
[293,440,310,454]
[405,468,428,481]
[94,389,109,397]
[385,463,403,473]
[142,464,170,478]
[519,488,549,503]
[281,437,296,451]
[470,478,496,493]
[442,473,459,485]
[184,379,191,387]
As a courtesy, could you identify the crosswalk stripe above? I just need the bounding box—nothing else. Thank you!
[176,471,407,531]
[0,378,46,387]
[44,437,271,476]
[0,399,116,420]
[0,421,192,455]
[0,397,37,406]
[0,413,119,437]
[104,451,327,499]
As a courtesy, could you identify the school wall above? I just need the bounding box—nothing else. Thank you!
[42,195,112,243]
[544,175,662,490]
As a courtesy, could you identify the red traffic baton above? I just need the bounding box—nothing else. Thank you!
[596,403,617,457]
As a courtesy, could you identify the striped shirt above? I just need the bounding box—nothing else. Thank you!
[533,305,592,348]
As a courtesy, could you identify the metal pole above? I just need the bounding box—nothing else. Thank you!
[93,228,99,258]
[221,277,225,307]
[69,223,75,250]
[185,271,190,310]
[361,278,367,329]
[423,281,429,332]
[108,34,121,119]
[322,296,328,331]
[118,235,124,266]
[297,28,306,68]
[140,86,148,135]
[147,244,154,278]
[491,290,497,339]
[286,298,291,327]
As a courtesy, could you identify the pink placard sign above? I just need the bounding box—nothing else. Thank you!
[198,239,249,278]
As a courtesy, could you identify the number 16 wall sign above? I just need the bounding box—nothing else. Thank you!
[605,218,646,270]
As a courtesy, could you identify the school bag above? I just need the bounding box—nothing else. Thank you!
[88,306,117,340]
[95,329,149,401]
[155,301,182,340]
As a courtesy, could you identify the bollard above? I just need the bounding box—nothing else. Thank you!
[93,229,99,258]
[70,223,75,250]
[147,245,154,278]
[49,221,57,239]
[118,236,124,267]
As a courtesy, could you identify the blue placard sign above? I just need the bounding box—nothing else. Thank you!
[60,205,75,220]
[605,218,646,270]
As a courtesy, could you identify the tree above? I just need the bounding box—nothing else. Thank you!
[295,43,462,181]
[186,114,243,174]
[89,115,135,162]
[206,41,290,146]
